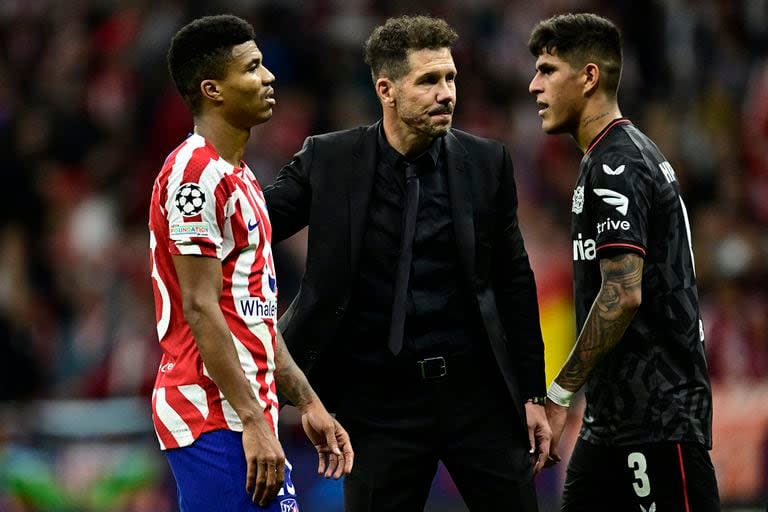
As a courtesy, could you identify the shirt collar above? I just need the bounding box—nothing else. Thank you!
[377,123,442,169]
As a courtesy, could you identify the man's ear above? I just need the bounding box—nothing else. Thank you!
[375,77,396,108]
[583,62,600,96]
[200,79,223,104]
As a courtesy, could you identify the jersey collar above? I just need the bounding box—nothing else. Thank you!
[584,118,632,156]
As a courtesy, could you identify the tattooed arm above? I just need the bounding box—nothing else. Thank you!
[274,331,354,478]
[557,252,644,391]
[273,330,319,409]
[545,252,643,464]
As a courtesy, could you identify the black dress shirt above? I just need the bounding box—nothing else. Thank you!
[339,128,481,365]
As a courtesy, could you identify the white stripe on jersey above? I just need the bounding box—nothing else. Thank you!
[679,197,696,277]
[220,399,242,431]
[154,387,195,447]
[149,231,171,341]
[178,384,209,420]
[152,389,166,450]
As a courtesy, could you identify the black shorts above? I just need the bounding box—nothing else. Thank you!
[562,438,720,512]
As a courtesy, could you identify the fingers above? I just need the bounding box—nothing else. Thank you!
[317,450,327,476]
[314,420,351,479]
[246,457,257,496]
[536,440,551,474]
[251,458,285,506]
[340,428,354,475]
[323,422,342,479]
[533,449,547,475]
[528,428,536,455]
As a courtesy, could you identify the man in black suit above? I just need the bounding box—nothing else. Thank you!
[265,15,550,511]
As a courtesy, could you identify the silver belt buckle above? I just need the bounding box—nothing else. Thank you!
[418,356,447,379]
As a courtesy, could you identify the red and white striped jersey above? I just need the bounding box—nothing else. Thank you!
[148,133,279,450]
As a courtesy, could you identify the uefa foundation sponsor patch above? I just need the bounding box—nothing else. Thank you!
[170,222,210,238]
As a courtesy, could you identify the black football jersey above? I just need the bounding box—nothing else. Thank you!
[570,118,712,447]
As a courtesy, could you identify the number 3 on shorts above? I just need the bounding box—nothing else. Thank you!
[627,452,651,498]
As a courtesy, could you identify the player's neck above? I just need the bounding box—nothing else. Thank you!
[574,102,622,153]
[194,116,250,167]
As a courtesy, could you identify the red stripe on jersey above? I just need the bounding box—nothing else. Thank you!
[165,386,207,431]
[596,242,647,256]
[585,118,631,155]
[677,443,692,512]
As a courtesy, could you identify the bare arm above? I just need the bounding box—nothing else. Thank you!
[545,252,643,466]
[555,252,644,391]
[173,255,263,421]
[172,254,284,505]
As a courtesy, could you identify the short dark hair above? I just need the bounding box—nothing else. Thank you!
[364,15,458,82]
[528,13,622,96]
[167,15,255,114]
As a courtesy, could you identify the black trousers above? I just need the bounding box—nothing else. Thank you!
[335,354,538,512]
[562,438,720,512]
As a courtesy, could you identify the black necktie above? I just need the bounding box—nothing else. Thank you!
[388,162,420,356]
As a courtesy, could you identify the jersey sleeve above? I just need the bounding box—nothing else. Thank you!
[588,158,652,258]
[166,172,226,259]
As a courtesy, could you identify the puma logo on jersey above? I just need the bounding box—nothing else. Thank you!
[602,163,626,175]
[593,188,629,215]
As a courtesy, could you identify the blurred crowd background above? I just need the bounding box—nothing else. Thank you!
[0,0,766,510]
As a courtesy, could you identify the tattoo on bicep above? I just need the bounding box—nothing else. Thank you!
[557,253,643,390]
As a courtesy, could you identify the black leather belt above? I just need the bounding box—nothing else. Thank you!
[416,356,448,379]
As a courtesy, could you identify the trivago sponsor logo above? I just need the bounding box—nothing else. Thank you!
[238,297,278,319]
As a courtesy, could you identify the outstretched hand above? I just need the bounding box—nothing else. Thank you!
[301,402,354,479]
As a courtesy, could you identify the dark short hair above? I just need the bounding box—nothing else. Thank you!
[167,15,255,114]
[364,15,458,82]
[528,13,622,96]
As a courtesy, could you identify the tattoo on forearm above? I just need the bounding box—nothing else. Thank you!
[274,334,318,408]
[557,253,643,391]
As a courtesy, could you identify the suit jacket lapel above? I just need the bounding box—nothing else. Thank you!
[348,122,380,275]
[443,131,475,280]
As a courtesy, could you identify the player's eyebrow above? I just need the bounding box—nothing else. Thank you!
[536,62,556,72]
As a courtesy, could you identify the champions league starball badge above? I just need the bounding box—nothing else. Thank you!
[175,183,206,217]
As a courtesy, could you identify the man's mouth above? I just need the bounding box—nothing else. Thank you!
[536,101,549,115]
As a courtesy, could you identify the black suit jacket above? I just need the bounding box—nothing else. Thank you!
[265,122,545,428]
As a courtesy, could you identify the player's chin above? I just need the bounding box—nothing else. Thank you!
[428,120,452,136]
[541,119,564,135]
[252,108,273,125]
